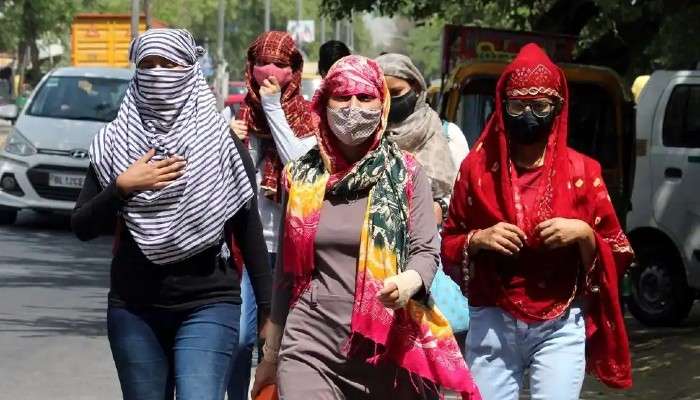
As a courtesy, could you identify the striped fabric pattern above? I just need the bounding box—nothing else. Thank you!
[89,29,253,265]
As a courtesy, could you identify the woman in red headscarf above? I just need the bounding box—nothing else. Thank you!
[251,55,481,400]
[441,44,634,400]
[236,31,319,202]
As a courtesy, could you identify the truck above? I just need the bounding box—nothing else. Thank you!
[71,13,166,67]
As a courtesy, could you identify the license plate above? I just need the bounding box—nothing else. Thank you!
[48,173,85,188]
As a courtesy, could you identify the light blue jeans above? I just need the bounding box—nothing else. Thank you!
[466,305,586,400]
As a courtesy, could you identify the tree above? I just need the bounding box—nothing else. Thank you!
[0,0,76,84]
[320,0,700,82]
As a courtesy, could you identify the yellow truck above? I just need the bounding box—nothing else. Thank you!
[71,13,166,67]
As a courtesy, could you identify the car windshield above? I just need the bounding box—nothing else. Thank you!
[27,76,129,122]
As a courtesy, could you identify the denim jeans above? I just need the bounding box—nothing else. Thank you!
[227,253,276,400]
[107,302,240,400]
[466,305,586,400]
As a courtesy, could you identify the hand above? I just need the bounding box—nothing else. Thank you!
[259,76,282,97]
[115,149,186,196]
[536,217,593,249]
[433,202,443,226]
[230,119,248,140]
[377,281,400,309]
[251,359,277,399]
[469,222,526,256]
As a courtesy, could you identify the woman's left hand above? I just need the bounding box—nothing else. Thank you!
[378,282,401,309]
[259,76,282,97]
[536,217,593,249]
[378,270,423,310]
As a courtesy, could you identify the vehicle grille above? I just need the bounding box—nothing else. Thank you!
[27,165,86,202]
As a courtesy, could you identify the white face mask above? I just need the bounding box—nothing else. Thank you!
[326,106,382,146]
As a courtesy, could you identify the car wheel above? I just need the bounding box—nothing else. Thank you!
[0,208,17,225]
[627,243,695,326]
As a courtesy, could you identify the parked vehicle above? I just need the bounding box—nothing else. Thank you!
[625,70,700,326]
[224,81,247,117]
[439,25,636,219]
[0,67,131,224]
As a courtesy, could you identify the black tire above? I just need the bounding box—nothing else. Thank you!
[626,243,695,326]
[0,208,17,225]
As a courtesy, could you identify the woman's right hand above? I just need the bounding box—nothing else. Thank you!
[469,222,527,256]
[115,149,186,196]
[251,359,277,398]
[230,119,248,140]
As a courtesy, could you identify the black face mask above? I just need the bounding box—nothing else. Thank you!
[388,89,418,123]
[503,109,555,145]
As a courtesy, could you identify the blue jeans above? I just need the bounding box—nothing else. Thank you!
[227,253,276,400]
[466,305,586,400]
[108,302,240,400]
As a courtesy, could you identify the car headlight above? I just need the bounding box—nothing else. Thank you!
[3,129,37,156]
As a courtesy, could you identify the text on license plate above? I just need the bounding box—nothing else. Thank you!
[49,173,85,188]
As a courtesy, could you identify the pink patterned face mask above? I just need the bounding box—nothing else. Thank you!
[253,63,293,87]
[326,106,381,146]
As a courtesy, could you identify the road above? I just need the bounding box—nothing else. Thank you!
[1,211,700,399]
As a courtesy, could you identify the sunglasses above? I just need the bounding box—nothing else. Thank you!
[504,99,558,118]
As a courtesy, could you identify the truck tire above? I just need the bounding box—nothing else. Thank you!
[627,243,695,326]
[0,209,17,225]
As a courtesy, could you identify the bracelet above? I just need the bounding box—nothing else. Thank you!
[461,230,480,293]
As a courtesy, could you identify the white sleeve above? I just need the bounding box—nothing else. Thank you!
[221,106,232,122]
[261,92,317,165]
[447,122,469,167]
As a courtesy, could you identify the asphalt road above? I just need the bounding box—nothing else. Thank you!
[1,211,700,400]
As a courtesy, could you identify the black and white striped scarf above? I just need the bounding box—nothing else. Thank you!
[89,29,253,265]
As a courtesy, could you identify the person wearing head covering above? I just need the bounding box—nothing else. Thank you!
[441,43,634,399]
[376,53,467,225]
[237,31,318,203]
[226,31,318,400]
[251,55,481,400]
[318,40,351,78]
[71,28,272,400]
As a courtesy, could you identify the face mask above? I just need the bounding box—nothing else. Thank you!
[388,89,418,123]
[503,109,555,145]
[253,63,293,87]
[326,106,382,146]
[135,66,194,124]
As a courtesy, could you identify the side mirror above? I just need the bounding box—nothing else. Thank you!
[0,104,19,123]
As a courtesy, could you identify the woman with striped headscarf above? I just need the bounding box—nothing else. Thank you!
[71,29,272,400]
[251,55,481,400]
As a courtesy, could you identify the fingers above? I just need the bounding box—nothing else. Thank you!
[153,155,185,169]
[495,236,520,254]
[139,148,156,163]
[378,282,398,297]
[158,171,185,182]
[268,76,280,86]
[500,223,527,241]
[499,229,524,248]
[539,226,557,239]
[159,160,187,174]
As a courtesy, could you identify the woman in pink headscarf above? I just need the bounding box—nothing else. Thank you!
[251,55,481,399]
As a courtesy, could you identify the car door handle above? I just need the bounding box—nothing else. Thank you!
[665,167,683,179]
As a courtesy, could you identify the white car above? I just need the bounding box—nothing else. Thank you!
[626,70,700,326]
[0,67,131,224]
